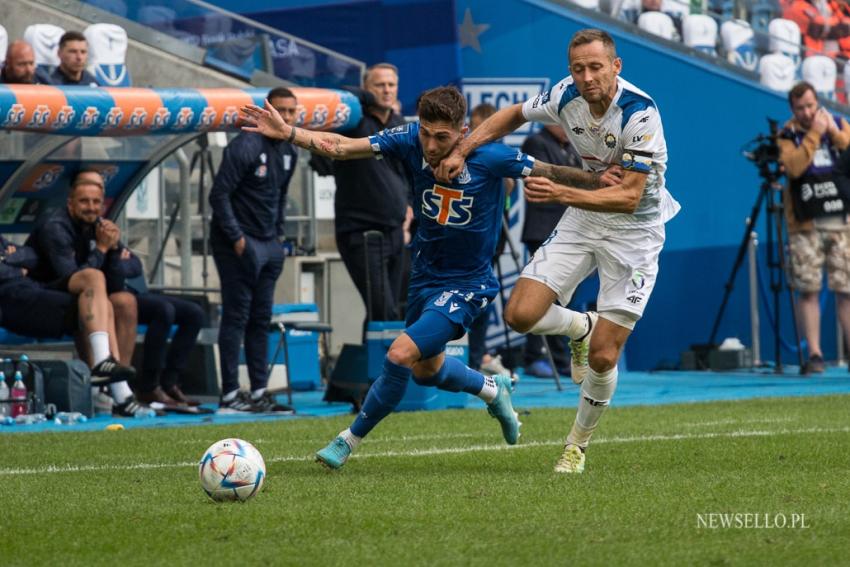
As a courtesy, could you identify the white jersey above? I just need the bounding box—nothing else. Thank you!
[523,75,680,228]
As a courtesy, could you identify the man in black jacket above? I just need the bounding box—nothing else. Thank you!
[210,87,298,413]
[520,125,582,378]
[331,63,411,329]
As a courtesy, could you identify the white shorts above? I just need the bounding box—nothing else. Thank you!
[521,213,666,327]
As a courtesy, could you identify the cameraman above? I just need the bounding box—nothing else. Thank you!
[778,81,850,373]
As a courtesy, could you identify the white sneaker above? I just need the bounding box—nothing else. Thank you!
[569,312,598,385]
[480,355,519,381]
[554,444,586,474]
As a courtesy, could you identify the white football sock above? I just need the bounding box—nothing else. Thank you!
[567,365,618,448]
[251,387,267,400]
[109,381,133,405]
[477,374,498,403]
[528,304,589,339]
[339,428,362,450]
[88,332,111,366]
[221,389,239,402]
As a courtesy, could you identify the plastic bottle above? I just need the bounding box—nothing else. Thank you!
[0,371,8,418]
[134,407,157,419]
[92,388,113,416]
[54,412,88,425]
[10,370,27,417]
[14,413,46,425]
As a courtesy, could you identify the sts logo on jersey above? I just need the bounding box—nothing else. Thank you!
[422,185,474,226]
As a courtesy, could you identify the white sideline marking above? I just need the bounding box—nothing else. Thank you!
[1,426,848,477]
[678,417,795,428]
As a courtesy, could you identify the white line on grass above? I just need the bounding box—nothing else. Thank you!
[678,417,795,428]
[1,425,847,476]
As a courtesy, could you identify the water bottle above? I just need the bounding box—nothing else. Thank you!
[14,413,45,425]
[54,412,88,425]
[10,370,27,417]
[1,416,13,426]
[0,371,8,418]
[92,388,113,416]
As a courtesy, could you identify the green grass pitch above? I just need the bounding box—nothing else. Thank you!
[1,395,848,566]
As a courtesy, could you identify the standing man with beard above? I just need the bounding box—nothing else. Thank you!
[437,29,680,474]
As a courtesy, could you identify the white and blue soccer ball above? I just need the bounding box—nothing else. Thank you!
[198,438,266,502]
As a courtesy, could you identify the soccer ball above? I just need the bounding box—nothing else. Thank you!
[198,438,266,502]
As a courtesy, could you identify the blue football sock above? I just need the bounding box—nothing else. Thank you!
[350,357,411,438]
[415,356,485,395]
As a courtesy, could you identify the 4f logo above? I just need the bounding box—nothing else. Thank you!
[77,106,100,129]
[4,104,25,127]
[422,185,474,226]
[309,105,328,128]
[27,105,51,128]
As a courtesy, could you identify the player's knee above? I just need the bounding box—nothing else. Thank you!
[503,298,534,334]
[76,268,105,289]
[110,292,137,321]
[387,342,417,368]
[589,347,619,374]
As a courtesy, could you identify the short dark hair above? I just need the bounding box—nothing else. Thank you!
[471,103,497,120]
[267,87,296,101]
[59,31,87,49]
[568,28,617,60]
[70,168,105,193]
[788,81,816,106]
[417,86,466,127]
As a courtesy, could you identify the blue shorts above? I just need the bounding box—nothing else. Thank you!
[405,279,499,341]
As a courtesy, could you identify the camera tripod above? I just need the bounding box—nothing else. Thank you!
[707,160,806,374]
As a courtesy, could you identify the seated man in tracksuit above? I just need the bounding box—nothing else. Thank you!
[105,245,205,407]
[209,87,298,414]
[0,236,145,417]
[23,170,149,416]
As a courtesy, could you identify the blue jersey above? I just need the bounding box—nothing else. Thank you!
[369,122,535,285]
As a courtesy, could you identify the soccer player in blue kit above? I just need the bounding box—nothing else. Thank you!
[241,86,613,470]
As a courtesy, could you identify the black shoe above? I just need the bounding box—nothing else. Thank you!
[251,392,295,414]
[804,355,826,374]
[112,395,156,418]
[217,390,256,414]
[91,357,136,385]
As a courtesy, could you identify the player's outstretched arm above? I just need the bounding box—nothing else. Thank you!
[435,103,527,183]
[240,100,373,160]
[524,169,647,214]
[530,161,622,189]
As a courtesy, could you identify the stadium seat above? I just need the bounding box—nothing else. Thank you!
[638,11,677,41]
[23,23,65,74]
[768,18,801,70]
[0,25,7,67]
[683,14,719,55]
[84,23,131,86]
[759,52,797,92]
[721,19,759,71]
[802,55,837,100]
[568,0,600,9]
[663,0,689,21]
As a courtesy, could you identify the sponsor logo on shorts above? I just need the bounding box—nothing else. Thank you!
[434,291,452,307]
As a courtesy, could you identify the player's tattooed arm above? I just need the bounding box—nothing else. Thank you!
[529,161,612,189]
[241,101,373,160]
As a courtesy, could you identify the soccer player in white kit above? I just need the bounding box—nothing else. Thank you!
[437,28,680,473]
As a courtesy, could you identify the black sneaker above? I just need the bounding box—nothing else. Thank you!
[112,396,156,418]
[91,356,136,385]
[218,390,256,414]
[804,355,826,374]
[251,392,295,414]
